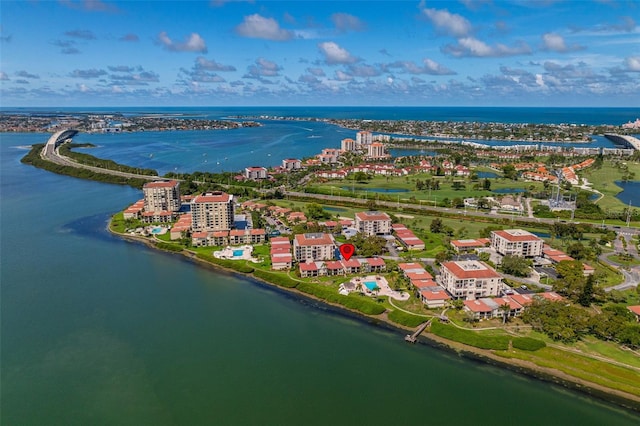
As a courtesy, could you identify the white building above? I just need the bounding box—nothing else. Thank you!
[490,229,543,257]
[354,211,392,236]
[191,191,235,232]
[356,131,373,147]
[366,142,389,159]
[282,158,302,170]
[439,260,503,300]
[293,233,337,262]
[245,166,268,180]
[142,180,181,213]
[341,138,357,152]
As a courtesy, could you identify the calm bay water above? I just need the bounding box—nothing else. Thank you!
[2,122,640,424]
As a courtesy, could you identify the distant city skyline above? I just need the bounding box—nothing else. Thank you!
[1,0,639,107]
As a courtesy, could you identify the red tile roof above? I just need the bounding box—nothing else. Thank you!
[441,261,501,279]
[294,233,335,247]
[492,229,542,242]
[420,288,451,301]
[365,257,385,267]
[355,211,391,221]
[627,305,640,316]
[464,299,493,313]
[144,180,178,188]
[193,192,231,203]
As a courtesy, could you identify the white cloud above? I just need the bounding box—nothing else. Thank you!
[387,59,455,75]
[542,32,584,52]
[442,37,531,58]
[244,58,282,81]
[235,14,293,41]
[196,57,236,72]
[69,68,107,78]
[318,41,358,65]
[157,31,208,53]
[0,71,9,80]
[421,7,471,37]
[331,13,366,33]
[334,70,353,81]
[624,56,640,72]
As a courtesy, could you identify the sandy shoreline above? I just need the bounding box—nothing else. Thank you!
[109,226,640,413]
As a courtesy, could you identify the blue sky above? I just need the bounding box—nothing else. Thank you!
[1,0,639,107]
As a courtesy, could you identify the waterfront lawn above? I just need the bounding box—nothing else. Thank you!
[494,346,640,397]
[110,212,128,233]
[582,161,640,211]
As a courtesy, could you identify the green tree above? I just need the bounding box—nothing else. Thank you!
[554,260,587,300]
[502,164,518,180]
[500,255,532,277]
[578,274,595,307]
[430,218,444,233]
[482,178,491,191]
[306,203,329,220]
[499,302,512,324]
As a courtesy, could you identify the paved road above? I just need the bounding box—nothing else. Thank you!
[41,130,161,181]
[282,190,639,235]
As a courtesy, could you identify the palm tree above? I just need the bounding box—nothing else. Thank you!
[499,303,512,324]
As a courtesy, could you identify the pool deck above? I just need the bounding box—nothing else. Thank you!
[350,275,409,301]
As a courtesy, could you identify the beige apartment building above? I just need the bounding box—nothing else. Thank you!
[439,260,503,300]
[293,233,337,262]
[191,191,235,232]
[142,180,181,213]
[490,229,544,257]
[354,211,392,236]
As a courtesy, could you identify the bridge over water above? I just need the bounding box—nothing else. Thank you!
[604,134,640,151]
[43,129,79,156]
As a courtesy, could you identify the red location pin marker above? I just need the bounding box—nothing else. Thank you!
[339,243,355,261]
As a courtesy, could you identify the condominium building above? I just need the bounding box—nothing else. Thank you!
[354,211,392,236]
[490,229,544,258]
[293,233,337,262]
[245,166,268,180]
[282,158,302,170]
[439,260,503,300]
[366,142,389,159]
[142,180,180,213]
[191,191,235,232]
[341,138,356,152]
[356,130,373,147]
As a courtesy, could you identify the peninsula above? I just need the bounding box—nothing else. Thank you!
[20,121,640,413]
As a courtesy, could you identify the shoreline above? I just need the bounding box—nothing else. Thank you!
[109,222,640,414]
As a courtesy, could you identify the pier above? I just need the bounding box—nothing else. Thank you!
[405,320,431,343]
[604,134,640,151]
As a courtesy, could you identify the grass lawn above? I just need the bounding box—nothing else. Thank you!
[312,174,543,205]
[608,254,640,267]
[582,161,640,211]
[494,346,640,397]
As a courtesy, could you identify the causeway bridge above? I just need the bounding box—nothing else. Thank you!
[40,129,161,181]
[604,134,640,151]
[43,129,79,156]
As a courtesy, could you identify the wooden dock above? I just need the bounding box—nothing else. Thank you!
[404,320,431,343]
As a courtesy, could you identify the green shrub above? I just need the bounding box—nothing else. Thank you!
[253,269,298,288]
[430,321,510,350]
[512,337,546,351]
[155,242,183,252]
[388,310,427,327]
[296,282,385,315]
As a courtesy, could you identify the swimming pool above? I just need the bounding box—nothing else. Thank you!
[151,227,163,234]
[233,250,244,257]
[364,281,379,291]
